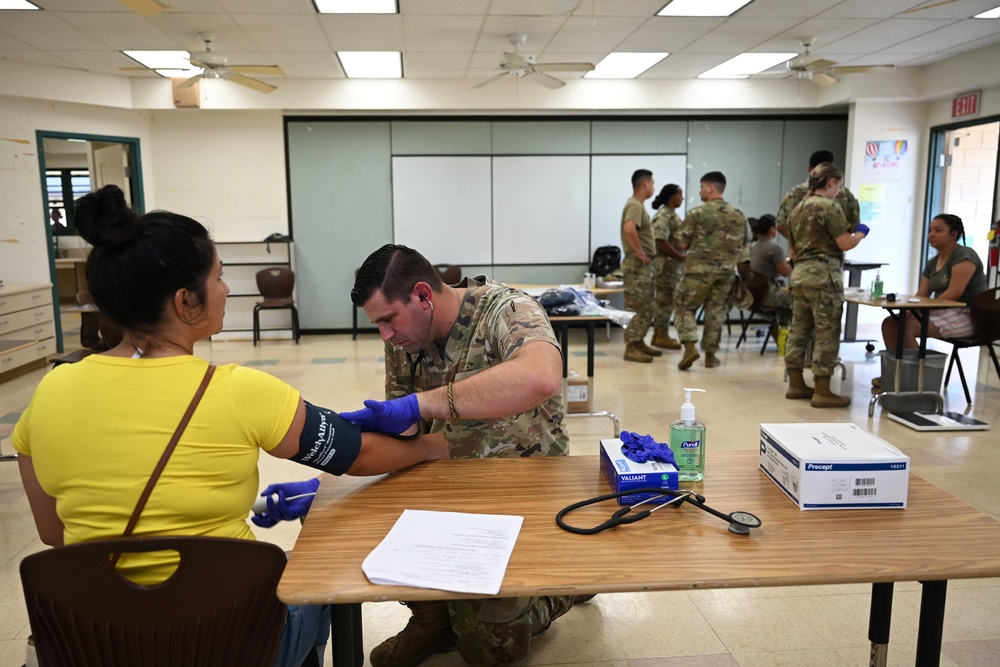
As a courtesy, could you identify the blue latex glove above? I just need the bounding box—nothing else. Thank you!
[251,478,321,528]
[855,223,870,237]
[619,430,677,466]
[339,394,421,434]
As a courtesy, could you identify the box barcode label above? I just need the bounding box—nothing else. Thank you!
[854,477,876,486]
[852,487,877,497]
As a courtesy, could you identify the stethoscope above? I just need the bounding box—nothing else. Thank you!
[556,488,762,536]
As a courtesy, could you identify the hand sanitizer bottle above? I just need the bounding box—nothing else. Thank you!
[871,271,883,298]
[669,388,707,482]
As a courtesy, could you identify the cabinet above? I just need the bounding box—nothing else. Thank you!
[214,241,295,341]
[0,283,57,381]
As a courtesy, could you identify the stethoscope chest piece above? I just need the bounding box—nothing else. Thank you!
[726,511,762,534]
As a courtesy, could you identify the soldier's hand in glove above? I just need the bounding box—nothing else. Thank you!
[339,394,421,434]
[251,478,321,528]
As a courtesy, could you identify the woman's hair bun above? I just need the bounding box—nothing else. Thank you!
[74,184,139,247]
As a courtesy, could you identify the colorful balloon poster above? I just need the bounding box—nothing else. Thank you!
[864,139,908,170]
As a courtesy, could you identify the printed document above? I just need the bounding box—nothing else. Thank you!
[362,509,523,595]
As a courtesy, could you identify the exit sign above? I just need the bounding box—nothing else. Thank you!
[952,91,980,118]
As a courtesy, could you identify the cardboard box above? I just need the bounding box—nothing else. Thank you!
[600,438,679,505]
[759,423,909,510]
[565,373,591,414]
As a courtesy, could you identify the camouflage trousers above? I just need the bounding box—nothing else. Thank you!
[447,595,575,666]
[622,255,654,344]
[785,286,844,377]
[674,273,734,354]
[761,285,792,326]
[653,255,682,330]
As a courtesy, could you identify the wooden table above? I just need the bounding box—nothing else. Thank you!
[844,294,964,417]
[278,451,1000,667]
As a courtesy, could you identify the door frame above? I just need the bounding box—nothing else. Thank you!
[35,130,145,352]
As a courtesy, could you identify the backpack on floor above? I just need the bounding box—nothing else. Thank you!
[589,245,622,278]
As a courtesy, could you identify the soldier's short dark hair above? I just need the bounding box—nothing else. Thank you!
[807,162,844,192]
[809,150,835,169]
[700,171,726,192]
[352,244,443,307]
[631,169,653,189]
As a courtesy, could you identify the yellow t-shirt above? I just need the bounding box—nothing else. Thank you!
[13,354,299,583]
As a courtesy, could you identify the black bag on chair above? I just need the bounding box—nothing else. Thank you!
[588,245,622,278]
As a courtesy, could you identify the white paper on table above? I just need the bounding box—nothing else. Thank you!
[361,509,523,595]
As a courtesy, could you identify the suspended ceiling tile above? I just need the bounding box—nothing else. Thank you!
[403,15,483,52]
[230,12,331,51]
[546,15,649,53]
[268,51,344,78]
[817,0,930,19]
[617,17,719,52]
[403,52,470,77]
[477,16,566,52]
[573,0,672,18]
[0,12,109,50]
[400,0,491,16]
[217,0,316,13]
[880,19,1000,54]
[821,18,954,53]
[640,52,730,78]
[738,0,852,19]
[682,17,803,54]
[319,14,404,50]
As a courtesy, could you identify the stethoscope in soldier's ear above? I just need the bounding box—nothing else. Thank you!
[406,292,435,395]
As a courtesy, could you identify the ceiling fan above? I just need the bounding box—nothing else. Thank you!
[472,34,595,90]
[764,37,895,87]
[176,33,284,94]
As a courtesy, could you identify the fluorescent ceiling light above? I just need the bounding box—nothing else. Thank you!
[313,0,397,13]
[123,50,200,78]
[338,51,402,78]
[698,52,795,78]
[584,52,669,79]
[0,0,40,9]
[973,5,1000,18]
[658,0,753,17]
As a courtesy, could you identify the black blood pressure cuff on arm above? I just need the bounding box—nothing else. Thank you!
[290,401,362,476]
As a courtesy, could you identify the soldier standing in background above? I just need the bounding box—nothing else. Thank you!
[776,149,861,239]
[673,171,750,370]
[650,183,686,350]
[784,162,869,407]
[619,169,662,363]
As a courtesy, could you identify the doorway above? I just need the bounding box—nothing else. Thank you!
[36,131,144,351]
[925,118,1000,287]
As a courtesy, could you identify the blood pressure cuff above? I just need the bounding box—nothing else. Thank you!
[289,401,362,476]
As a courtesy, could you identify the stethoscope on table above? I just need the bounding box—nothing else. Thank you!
[556,488,762,536]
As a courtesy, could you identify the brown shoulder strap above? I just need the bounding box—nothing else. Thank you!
[121,364,216,539]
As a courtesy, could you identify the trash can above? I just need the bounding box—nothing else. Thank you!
[879,349,947,392]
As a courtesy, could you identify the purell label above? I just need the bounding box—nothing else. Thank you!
[680,440,701,450]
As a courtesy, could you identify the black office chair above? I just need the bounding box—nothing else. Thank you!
[943,287,1000,405]
[434,264,462,285]
[253,267,300,346]
[736,272,788,355]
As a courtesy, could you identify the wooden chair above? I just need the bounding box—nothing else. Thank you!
[943,287,1000,405]
[254,267,300,346]
[434,264,462,285]
[20,536,288,667]
[736,271,788,355]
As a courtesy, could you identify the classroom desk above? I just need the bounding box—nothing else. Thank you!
[842,260,887,343]
[845,295,964,417]
[278,452,1000,667]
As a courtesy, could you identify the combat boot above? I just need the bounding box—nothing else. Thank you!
[624,342,653,363]
[369,601,455,667]
[704,352,720,368]
[651,329,682,350]
[785,370,814,399]
[811,377,851,408]
[638,340,663,357]
[678,342,700,370]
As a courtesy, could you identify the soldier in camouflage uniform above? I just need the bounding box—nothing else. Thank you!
[620,168,663,363]
[673,171,750,370]
[650,183,686,350]
[348,244,579,667]
[776,149,861,239]
[785,163,869,408]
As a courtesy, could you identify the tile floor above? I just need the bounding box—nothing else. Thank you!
[1,311,998,667]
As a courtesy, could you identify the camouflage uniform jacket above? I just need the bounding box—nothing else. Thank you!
[651,206,683,258]
[787,195,851,289]
[620,196,654,258]
[384,275,568,459]
[677,199,750,275]
[777,182,860,232]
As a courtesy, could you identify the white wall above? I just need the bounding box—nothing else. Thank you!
[0,97,153,285]
[145,110,288,242]
[844,100,930,330]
